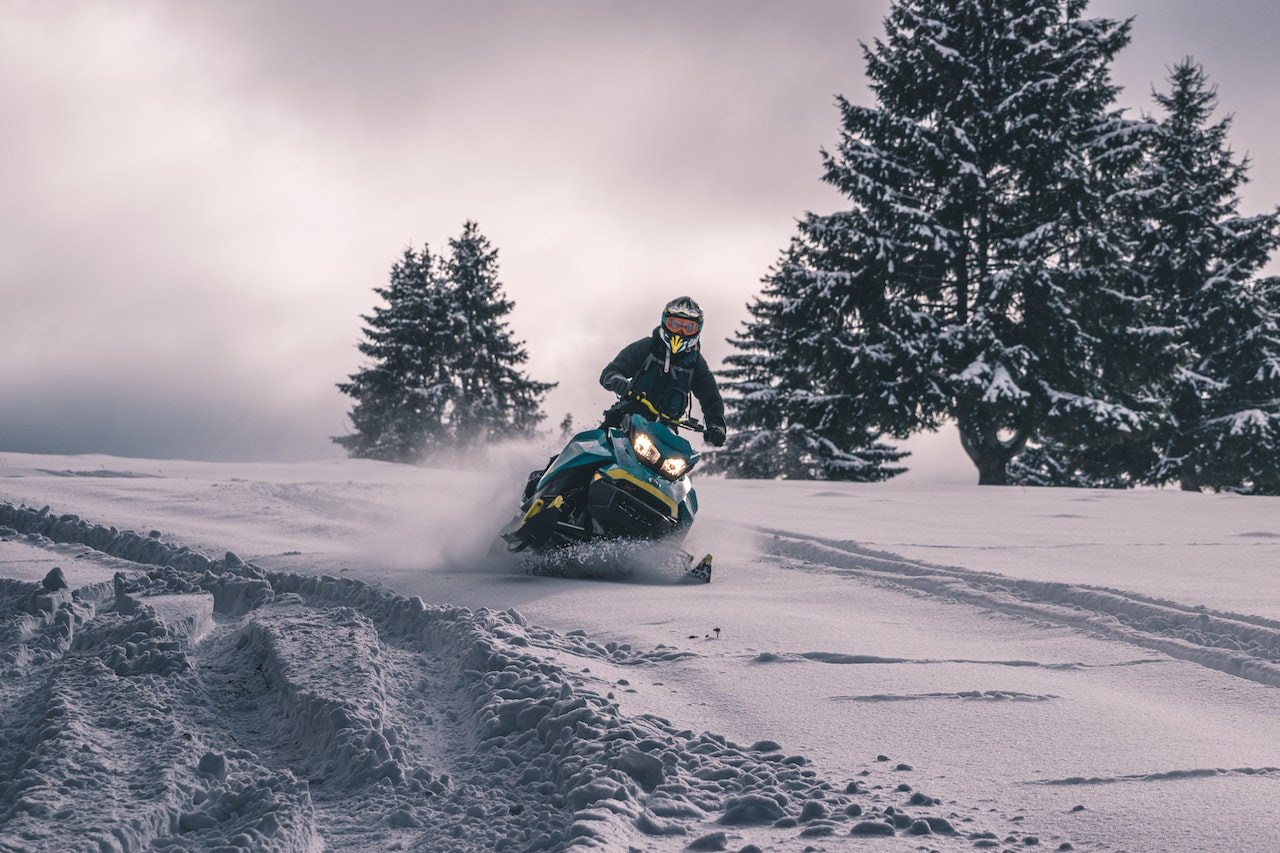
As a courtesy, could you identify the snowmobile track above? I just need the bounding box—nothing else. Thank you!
[765,528,1280,690]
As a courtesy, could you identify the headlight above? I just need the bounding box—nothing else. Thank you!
[632,429,690,479]
[660,457,688,479]
[632,431,661,465]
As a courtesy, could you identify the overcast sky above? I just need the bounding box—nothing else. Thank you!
[4,1,1280,471]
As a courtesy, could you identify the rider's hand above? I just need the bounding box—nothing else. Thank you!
[704,425,726,447]
[605,375,630,396]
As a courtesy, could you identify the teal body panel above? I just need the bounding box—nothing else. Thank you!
[541,428,614,485]
[537,415,699,527]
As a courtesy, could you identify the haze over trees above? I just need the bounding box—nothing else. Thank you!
[334,222,555,464]
[715,0,1280,492]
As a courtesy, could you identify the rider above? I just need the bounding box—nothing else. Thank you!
[519,295,727,504]
[599,296,727,447]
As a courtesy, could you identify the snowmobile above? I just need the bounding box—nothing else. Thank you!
[497,394,713,583]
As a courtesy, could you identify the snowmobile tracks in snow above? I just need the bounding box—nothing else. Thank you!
[0,500,1045,851]
[765,528,1280,691]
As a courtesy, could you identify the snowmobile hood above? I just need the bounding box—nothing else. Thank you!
[627,414,700,471]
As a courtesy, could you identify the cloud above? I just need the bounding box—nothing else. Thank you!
[3,0,1279,469]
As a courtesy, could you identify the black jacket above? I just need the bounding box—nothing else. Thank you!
[599,330,726,432]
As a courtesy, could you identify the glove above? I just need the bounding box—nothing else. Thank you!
[605,375,630,396]
[704,425,726,447]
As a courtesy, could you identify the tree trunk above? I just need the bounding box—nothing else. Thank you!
[959,423,1029,486]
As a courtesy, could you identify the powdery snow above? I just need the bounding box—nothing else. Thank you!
[2,451,1280,852]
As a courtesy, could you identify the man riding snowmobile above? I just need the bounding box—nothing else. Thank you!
[599,296,727,446]
[499,297,724,582]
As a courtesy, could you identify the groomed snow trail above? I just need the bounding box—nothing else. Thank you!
[765,530,1280,690]
[0,502,1038,852]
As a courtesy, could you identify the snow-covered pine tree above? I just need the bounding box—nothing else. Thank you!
[1006,437,1145,488]
[712,239,909,480]
[442,221,556,448]
[725,0,1154,485]
[709,292,792,479]
[1191,276,1280,494]
[1140,61,1280,492]
[334,245,454,462]
[1231,276,1280,494]
[334,222,555,463]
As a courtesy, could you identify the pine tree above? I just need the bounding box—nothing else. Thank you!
[712,240,909,480]
[333,245,451,462]
[1193,277,1280,494]
[334,223,555,463]
[1006,438,1143,488]
[722,0,1154,485]
[441,222,556,447]
[1138,60,1280,492]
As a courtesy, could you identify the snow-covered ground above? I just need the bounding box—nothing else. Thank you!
[2,450,1279,852]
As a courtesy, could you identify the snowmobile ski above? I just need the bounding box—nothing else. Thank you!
[681,553,712,584]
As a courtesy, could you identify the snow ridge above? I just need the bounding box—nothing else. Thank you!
[1,501,1042,851]
[765,529,1280,689]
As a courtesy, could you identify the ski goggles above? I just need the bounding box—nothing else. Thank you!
[663,315,701,337]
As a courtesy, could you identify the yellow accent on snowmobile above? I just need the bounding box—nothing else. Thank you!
[595,468,678,515]
[520,495,563,528]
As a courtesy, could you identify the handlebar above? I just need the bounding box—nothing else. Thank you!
[626,392,705,433]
